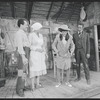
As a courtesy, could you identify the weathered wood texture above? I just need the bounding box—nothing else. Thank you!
[0,70,100,98]
[0,2,91,23]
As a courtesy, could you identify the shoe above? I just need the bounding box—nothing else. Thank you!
[87,79,91,85]
[31,88,35,91]
[29,85,35,91]
[65,82,72,87]
[23,86,32,91]
[55,83,61,87]
[36,83,43,88]
[16,89,24,97]
[74,78,81,82]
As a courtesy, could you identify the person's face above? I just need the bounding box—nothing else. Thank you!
[22,21,28,32]
[36,28,42,34]
[62,30,68,36]
[78,25,83,33]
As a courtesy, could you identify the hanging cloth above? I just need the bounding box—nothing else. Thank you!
[80,7,87,21]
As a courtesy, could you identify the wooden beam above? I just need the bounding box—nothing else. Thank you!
[46,2,53,20]
[77,5,82,23]
[10,2,15,18]
[25,2,29,19]
[67,3,76,22]
[94,25,100,71]
[25,2,33,22]
[56,2,64,22]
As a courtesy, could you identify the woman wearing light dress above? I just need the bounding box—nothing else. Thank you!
[28,22,47,91]
[52,25,75,87]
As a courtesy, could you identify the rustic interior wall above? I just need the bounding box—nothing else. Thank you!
[0,18,18,52]
[83,2,100,71]
[0,18,78,53]
[83,2,100,27]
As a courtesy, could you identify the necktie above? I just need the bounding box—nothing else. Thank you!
[78,32,82,37]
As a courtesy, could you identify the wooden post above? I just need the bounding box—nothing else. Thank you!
[94,25,99,71]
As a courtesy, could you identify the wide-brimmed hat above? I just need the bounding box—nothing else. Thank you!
[58,25,70,31]
[31,22,43,31]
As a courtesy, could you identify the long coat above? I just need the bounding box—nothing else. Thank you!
[73,30,90,57]
[52,33,75,70]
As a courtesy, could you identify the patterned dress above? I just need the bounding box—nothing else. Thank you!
[29,32,47,78]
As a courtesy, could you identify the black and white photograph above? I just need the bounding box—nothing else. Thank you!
[0,0,100,98]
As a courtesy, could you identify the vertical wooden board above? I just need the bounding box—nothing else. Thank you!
[41,28,53,69]
[94,25,99,71]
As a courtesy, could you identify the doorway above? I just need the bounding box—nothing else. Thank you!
[97,25,100,71]
[41,27,53,70]
[84,26,96,71]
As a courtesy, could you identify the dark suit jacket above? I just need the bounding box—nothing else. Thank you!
[73,30,90,56]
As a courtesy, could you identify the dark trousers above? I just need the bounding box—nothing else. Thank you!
[16,47,30,94]
[16,54,25,93]
[76,48,90,81]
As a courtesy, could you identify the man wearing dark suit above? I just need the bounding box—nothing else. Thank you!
[73,23,90,85]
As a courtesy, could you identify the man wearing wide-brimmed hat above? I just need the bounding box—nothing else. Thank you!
[52,24,75,87]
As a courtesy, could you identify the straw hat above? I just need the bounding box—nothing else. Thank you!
[58,25,70,31]
[31,22,43,31]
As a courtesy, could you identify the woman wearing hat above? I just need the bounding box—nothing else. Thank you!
[52,25,75,87]
[28,22,47,91]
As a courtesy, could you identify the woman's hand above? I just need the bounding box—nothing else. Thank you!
[86,54,90,59]
[64,53,71,58]
[21,55,28,65]
[36,48,44,53]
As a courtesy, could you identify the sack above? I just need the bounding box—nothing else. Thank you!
[8,51,19,66]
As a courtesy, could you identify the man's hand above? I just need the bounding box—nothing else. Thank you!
[86,54,90,59]
[22,55,28,65]
[45,53,48,59]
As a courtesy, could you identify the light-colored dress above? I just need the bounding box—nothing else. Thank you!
[52,33,75,70]
[29,32,47,78]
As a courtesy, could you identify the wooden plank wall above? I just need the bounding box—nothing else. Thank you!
[84,2,100,27]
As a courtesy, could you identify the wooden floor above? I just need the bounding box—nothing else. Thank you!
[0,69,100,98]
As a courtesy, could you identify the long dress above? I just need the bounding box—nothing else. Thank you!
[29,32,47,78]
[52,33,75,70]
